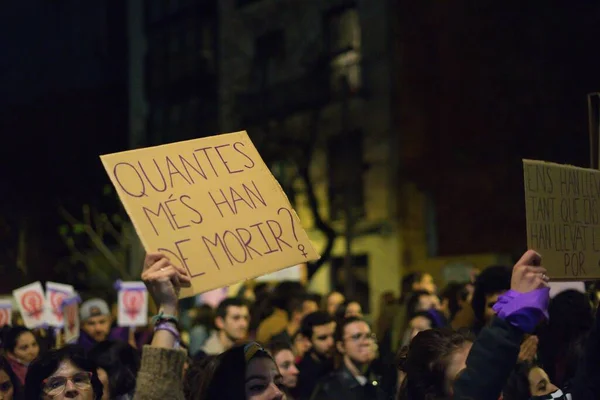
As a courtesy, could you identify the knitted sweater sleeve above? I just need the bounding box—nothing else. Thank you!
[134,345,187,400]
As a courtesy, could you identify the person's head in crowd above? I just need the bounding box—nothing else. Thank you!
[300,311,336,359]
[504,362,560,400]
[400,273,437,304]
[538,289,593,387]
[334,300,363,321]
[4,326,39,365]
[87,340,140,399]
[216,298,250,346]
[397,328,474,399]
[271,282,305,312]
[334,317,376,371]
[406,290,439,321]
[290,330,311,359]
[184,354,218,400]
[25,345,103,400]
[325,291,345,316]
[191,304,215,329]
[0,356,22,400]
[285,294,318,331]
[80,299,112,343]
[401,311,437,347]
[199,342,284,400]
[471,265,512,331]
[268,341,299,390]
[439,282,471,321]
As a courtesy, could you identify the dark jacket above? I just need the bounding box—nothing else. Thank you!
[453,317,523,399]
[570,303,600,400]
[294,350,334,400]
[309,364,388,400]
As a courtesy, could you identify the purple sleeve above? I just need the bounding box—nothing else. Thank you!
[492,288,550,333]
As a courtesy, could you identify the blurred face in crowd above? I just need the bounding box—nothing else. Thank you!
[484,292,505,324]
[310,322,336,358]
[344,302,363,318]
[11,331,39,363]
[326,292,345,316]
[444,342,473,396]
[338,321,375,365]
[274,349,299,388]
[292,333,311,359]
[82,315,112,342]
[528,367,558,397]
[414,274,437,294]
[244,357,284,400]
[0,368,14,400]
[302,300,319,316]
[218,305,250,341]
[406,316,432,343]
[42,360,94,400]
[417,293,440,312]
[96,368,110,400]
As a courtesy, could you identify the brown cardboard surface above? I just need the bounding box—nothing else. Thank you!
[524,159,600,279]
[101,131,319,297]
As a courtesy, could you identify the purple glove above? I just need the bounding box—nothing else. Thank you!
[492,288,550,333]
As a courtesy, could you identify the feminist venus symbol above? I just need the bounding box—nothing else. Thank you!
[0,309,9,327]
[123,290,143,320]
[21,291,44,319]
[50,291,68,321]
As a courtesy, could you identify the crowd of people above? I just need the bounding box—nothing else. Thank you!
[0,250,599,399]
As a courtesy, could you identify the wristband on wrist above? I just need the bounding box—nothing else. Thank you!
[151,311,179,326]
[154,321,181,349]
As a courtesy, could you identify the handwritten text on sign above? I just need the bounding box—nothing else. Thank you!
[524,160,600,279]
[101,131,319,296]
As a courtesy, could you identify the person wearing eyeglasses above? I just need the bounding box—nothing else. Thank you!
[309,317,387,400]
[24,345,104,400]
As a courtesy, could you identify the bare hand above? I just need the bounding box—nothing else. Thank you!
[141,253,191,312]
[511,250,549,293]
[518,335,539,362]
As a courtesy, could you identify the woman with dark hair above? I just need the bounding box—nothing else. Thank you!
[503,362,563,400]
[199,342,285,400]
[397,250,550,400]
[0,356,22,400]
[24,345,103,400]
[537,289,593,389]
[3,326,40,385]
[88,340,140,399]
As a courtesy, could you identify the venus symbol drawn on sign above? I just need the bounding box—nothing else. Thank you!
[123,291,143,320]
[66,305,77,333]
[21,291,44,319]
[277,207,308,258]
[0,309,9,327]
[50,292,68,321]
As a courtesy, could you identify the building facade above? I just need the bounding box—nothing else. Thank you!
[218,0,401,314]
[142,0,219,147]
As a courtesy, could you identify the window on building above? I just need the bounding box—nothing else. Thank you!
[327,130,365,221]
[326,5,362,94]
[251,29,285,87]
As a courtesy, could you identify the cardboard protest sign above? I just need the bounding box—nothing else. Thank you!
[13,282,46,329]
[524,160,600,279]
[0,300,12,327]
[45,282,75,328]
[62,295,81,343]
[116,281,148,327]
[101,131,319,296]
